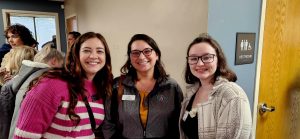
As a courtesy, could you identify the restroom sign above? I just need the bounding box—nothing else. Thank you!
[235,32,256,65]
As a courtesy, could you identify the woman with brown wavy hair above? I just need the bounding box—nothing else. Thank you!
[13,32,113,139]
[180,33,252,139]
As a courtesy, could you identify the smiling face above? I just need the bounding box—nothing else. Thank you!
[79,37,106,80]
[130,40,158,75]
[6,31,24,48]
[188,42,218,83]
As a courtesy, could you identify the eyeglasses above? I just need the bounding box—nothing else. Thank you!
[130,48,153,57]
[187,54,216,65]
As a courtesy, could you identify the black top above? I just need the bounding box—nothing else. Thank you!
[181,93,199,139]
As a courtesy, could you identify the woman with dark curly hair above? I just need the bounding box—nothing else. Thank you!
[13,32,113,139]
[4,23,38,48]
[0,24,39,84]
[1,23,38,61]
[179,33,252,139]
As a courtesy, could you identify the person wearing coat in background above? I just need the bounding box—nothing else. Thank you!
[0,46,37,139]
[7,42,64,139]
[0,23,38,86]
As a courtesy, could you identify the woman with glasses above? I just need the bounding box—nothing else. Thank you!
[180,33,252,139]
[103,34,183,139]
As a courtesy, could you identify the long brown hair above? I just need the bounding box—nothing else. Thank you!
[30,32,113,125]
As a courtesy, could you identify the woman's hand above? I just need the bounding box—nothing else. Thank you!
[0,68,7,76]
[3,72,13,83]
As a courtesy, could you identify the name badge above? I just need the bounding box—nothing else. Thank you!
[122,95,135,101]
[182,111,189,121]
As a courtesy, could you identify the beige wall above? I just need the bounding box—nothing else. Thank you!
[64,0,208,90]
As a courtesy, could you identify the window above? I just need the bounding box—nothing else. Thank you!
[2,9,61,51]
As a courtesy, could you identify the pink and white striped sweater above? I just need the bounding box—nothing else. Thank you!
[14,78,104,139]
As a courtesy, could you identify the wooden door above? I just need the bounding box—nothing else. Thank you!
[66,15,78,33]
[255,0,300,138]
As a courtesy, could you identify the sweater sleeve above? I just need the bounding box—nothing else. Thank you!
[216,83,252,139]
[14,78,62,139]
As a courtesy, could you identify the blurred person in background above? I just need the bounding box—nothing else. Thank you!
[0,24,38,85]
[6,41,64,139]
[0,46,37,85]
[67,31,81,50]
[0,46,37,139]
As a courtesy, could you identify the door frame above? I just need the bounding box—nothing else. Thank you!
[252,0,267,138]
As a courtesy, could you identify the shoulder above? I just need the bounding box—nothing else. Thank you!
[1,51,12,67]
[113,75,134,88]
[0,44,11,51]
[22,77,68,107]
[214,78,248,101]
[158,77,182,91]
[39,77,68,87]
[113,75,125,88]
[30,77,68,96]
[0,45,10,57]
[185,82,199,99]
[0,79,14,97]
[161,77,180,87]
[22,60,49,69]
[158,77,183,96]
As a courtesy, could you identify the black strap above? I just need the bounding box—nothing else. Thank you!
[83,96,96,131]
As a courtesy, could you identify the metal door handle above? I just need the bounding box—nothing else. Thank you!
[259,103,275,114]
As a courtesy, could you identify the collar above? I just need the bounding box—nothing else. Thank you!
[22,60,50,68]
[185,77,229,99]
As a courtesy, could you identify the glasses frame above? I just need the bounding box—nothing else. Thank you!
[130,48,153,57]
[187,54,216,65]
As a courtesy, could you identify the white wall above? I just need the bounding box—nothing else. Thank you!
[64,0,208,90]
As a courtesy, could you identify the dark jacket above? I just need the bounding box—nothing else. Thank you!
[0,43,11,64]
[0,60,49,139]
[103,75,183,139]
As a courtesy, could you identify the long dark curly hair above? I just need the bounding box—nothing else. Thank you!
[184,33,237,85]
[30,32,113,125]
[4,23,38,47]
[120,34,168,83]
